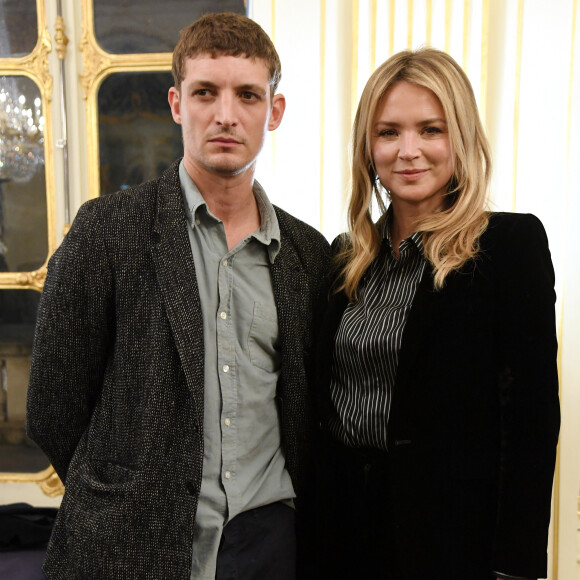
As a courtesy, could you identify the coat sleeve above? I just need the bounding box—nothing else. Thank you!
[491,214,560,578]
[27,200,114,483]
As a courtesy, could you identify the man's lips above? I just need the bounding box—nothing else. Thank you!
[209,136,242,145]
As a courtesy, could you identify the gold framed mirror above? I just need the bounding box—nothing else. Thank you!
[0,0,58,494]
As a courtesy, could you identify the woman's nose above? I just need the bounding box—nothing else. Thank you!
[398,132,420,160]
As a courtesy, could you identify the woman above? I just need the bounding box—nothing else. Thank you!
[316,48,559,580]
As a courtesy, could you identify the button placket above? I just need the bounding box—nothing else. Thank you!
[217,249,238,499]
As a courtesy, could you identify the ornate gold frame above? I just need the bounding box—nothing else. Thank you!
[3,466,64,498]
[80,0,172,200]
[0,0,62,495]
[0,0,56,291]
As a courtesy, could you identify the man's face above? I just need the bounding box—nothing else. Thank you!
[168,55,285,179]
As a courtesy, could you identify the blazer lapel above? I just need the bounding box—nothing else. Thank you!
[392,265,437,394]
[270,228,310,374]
[150,163,205,425]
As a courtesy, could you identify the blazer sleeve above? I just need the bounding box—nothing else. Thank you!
[491,214,560,578]
[27,200,114,483]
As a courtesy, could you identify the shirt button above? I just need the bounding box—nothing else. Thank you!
[224,418,231,427]
[223,365,229,373]
[195,219,200,226]
[224,471,231,479]
[222,259,228,267]
[220,311,227,320]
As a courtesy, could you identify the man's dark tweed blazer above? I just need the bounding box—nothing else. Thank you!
[27,160,330,579]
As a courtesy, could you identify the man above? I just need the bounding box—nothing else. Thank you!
[27,12,329,579]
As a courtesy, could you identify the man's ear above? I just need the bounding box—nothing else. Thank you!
[168,87,182,124]
[268,93,286,131]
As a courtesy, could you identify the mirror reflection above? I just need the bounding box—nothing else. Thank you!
[93,0,247,54]
[0,0,38,58]
[0,76,48,272]
[0,289,49,473]
[98,71,183,194]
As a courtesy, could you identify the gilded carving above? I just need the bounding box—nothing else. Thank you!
[27,27,53,100]
[0,466,65,497]
[54,16,69,61]
[39,468,65,497]
[0,29,53,98]
[28,267,46,290]
[0,267,47,291]
[79,29,111,100]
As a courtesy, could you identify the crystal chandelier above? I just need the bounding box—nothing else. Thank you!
[0,78,45,183]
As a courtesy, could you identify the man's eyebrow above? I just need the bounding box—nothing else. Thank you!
[236,83,267,95]
[189,80,218,89]
[187,81,267,95]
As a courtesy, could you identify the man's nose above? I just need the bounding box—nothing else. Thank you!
[215,93,238,126]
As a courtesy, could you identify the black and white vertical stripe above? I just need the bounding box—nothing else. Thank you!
[328,227,426,450]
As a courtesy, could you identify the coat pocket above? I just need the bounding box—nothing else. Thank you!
[76,458,138,494]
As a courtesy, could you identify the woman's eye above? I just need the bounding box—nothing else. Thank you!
[424,126,442,134]
[379,129,397,137]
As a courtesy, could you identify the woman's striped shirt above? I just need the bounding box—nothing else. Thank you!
[328,225,426,450]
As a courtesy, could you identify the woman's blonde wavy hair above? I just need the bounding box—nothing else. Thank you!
[337,48,491,300]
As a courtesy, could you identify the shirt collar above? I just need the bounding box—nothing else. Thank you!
[178,160,281,263]
[378,205,424,256]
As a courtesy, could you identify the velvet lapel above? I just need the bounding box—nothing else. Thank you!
[390,265,437,406]
[150,164,205,426]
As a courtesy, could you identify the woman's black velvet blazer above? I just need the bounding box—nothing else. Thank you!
[316,212,560,579]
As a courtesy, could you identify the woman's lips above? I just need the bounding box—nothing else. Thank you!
[396,169,428,180]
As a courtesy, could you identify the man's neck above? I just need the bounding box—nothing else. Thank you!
[185,161,261,250]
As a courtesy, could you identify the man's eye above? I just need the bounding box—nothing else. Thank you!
[241,92,258,101]
[195,89,211,97]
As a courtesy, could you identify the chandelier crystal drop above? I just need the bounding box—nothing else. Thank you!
[0,79,45,183]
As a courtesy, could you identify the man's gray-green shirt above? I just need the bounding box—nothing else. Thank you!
[179,162,295,580]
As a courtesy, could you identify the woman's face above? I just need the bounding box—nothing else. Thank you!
[371,81,454,217]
